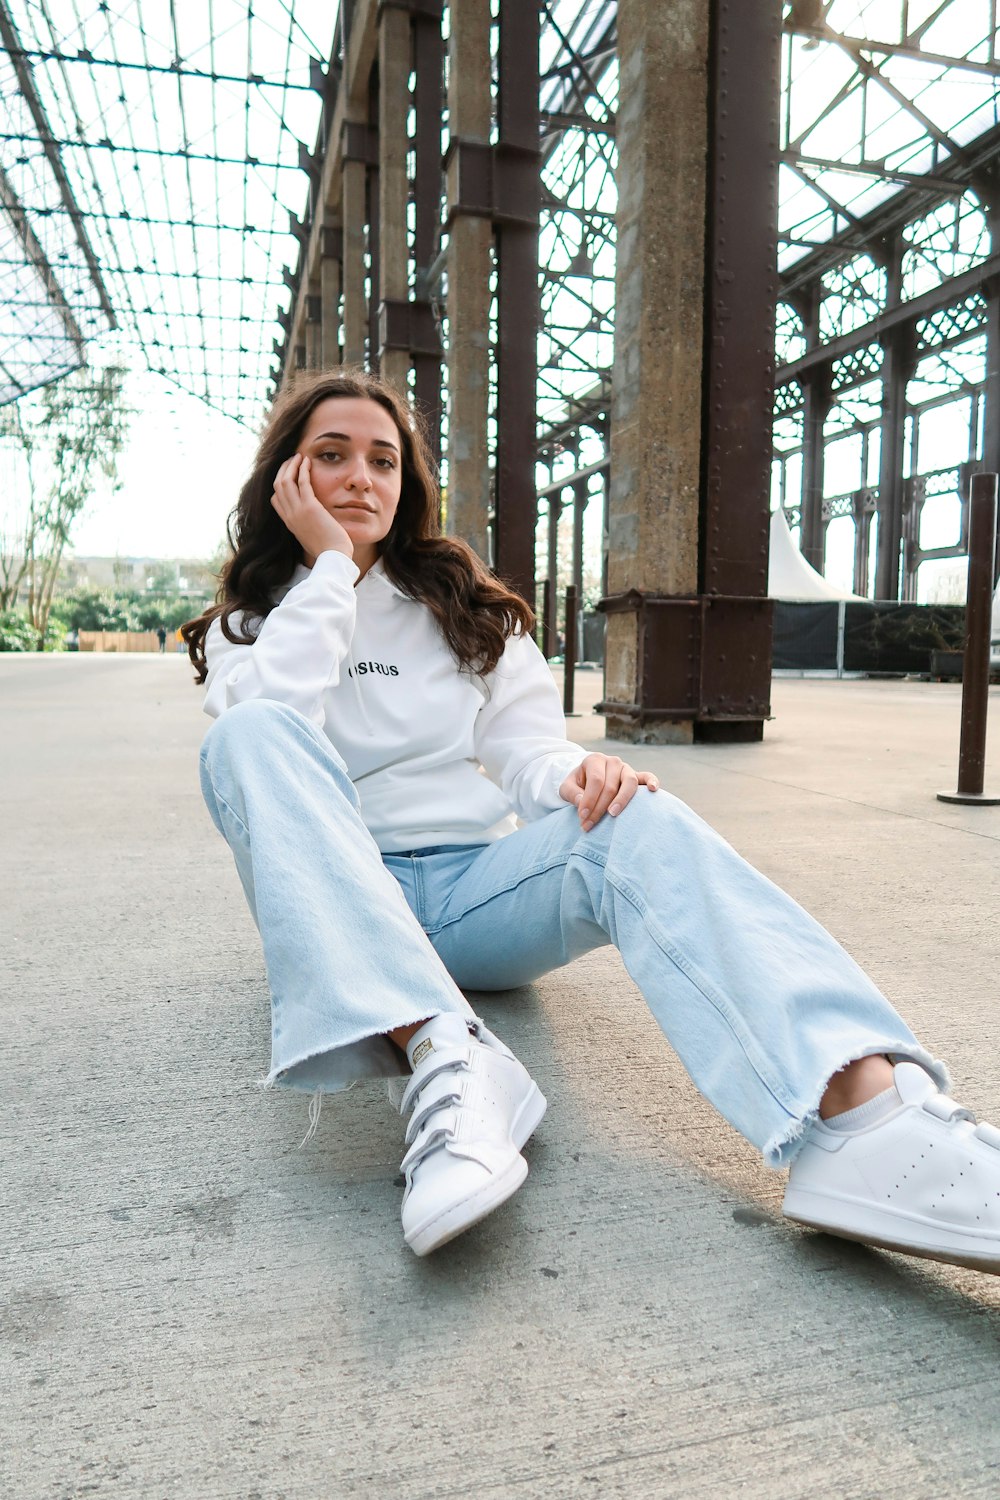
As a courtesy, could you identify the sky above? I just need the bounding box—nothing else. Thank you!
[66,363,259,561]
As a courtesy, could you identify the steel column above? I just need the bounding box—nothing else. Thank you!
[800,368,831,572]
[546,493,562,657]
[342,149,369,365]
[320,224,342,366]
[572,480,587,656]
[852,489,875,595]
[305,281,322,367]
[412,5,444,465]
[494,0,540,604]
[699,0,780,620]
[377,4,411,391]
[874,239,910,600]
[366,67,381,370]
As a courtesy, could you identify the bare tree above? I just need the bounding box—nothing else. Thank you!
[0,366,129,645]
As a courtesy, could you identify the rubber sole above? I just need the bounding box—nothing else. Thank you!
[783,1185,1000,1275]
[404,1083,547,1258]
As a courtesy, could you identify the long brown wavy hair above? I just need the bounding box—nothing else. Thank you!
[181,368,534,683]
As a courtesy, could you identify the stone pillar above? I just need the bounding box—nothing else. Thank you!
[443,2,492,559]
[605,0,709,742]
[603,0,777,743]
[378,4,411,392]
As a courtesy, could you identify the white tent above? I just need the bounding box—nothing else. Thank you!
[768,507,865,602]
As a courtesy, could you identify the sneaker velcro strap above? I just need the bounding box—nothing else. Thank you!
[399,1045,470,1116]
[401,1120,457,1175]
[922,1093,976,1124]
[974,1121,1000,1150]
[404,1088,462,1147]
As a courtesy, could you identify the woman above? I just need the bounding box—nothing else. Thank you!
[184,369,1000,1266]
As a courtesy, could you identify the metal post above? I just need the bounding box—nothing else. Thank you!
[563,585,579,717]
[981,218,1000,582]
[542,576,555,661]
[937,472,999,805]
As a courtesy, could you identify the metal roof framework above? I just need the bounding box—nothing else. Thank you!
[0,0,328,416]
[771,3,1000,601]
[0,0,997,609]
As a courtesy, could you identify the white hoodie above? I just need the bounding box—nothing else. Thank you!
[203,548,589,852]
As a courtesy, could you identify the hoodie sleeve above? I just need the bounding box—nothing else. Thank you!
[203,549,360,724]
[472,631,589,821]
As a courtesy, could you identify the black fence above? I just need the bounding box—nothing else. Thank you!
[773,601,967,674]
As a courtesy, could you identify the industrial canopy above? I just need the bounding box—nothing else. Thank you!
[0,0,996,426]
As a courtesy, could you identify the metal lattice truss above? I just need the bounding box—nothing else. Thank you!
[538,0,616,440]
[0,0,328,415]
[2,0,998,561]
[773,1,1000,601]
[781,0,999,264]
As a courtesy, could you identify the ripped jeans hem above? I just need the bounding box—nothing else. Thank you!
[763,1040,951,1170]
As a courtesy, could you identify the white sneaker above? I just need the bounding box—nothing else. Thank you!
[398,1013,546,1257]
[784,1061,1000,1273]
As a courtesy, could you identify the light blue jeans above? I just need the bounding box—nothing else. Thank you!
[199,699,946,1167]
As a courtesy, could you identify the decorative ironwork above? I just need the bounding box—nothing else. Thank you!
[774,379,805,417]
[915,293,988,353]
[820,254,886,341]
[775,300,807,365]
[831,341,883,392]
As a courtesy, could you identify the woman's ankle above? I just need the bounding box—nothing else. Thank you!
[388,1018,433,1055]
[819,1054,895,1120]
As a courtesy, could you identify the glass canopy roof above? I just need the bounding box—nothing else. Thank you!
[1,0,996,421]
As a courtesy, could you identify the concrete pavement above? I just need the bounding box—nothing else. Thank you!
[3,654,1000,1499]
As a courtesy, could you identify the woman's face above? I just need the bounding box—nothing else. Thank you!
[295,396,404,571]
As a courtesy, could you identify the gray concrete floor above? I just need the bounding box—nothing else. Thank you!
[3,654,1000,1499]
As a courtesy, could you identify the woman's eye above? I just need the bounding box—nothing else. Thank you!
[374,457,397,469]
[317,450,341,461]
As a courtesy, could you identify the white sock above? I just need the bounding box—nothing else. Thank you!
[824,1085,900,1132]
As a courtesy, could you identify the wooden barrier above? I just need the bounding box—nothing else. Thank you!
[78,631,161,653]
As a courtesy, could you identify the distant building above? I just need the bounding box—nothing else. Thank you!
[58,555,220,594]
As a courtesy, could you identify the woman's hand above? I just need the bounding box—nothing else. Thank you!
[270,454,354,564]
[559,753,659,831]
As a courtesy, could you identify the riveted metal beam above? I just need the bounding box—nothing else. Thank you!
[494,0,541,606]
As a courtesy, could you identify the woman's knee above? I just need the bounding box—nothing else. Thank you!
[201,699,317,770]
[201,699,357,811]
[599,784,690,849]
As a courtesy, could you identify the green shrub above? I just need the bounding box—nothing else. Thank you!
[0,610,66,652]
